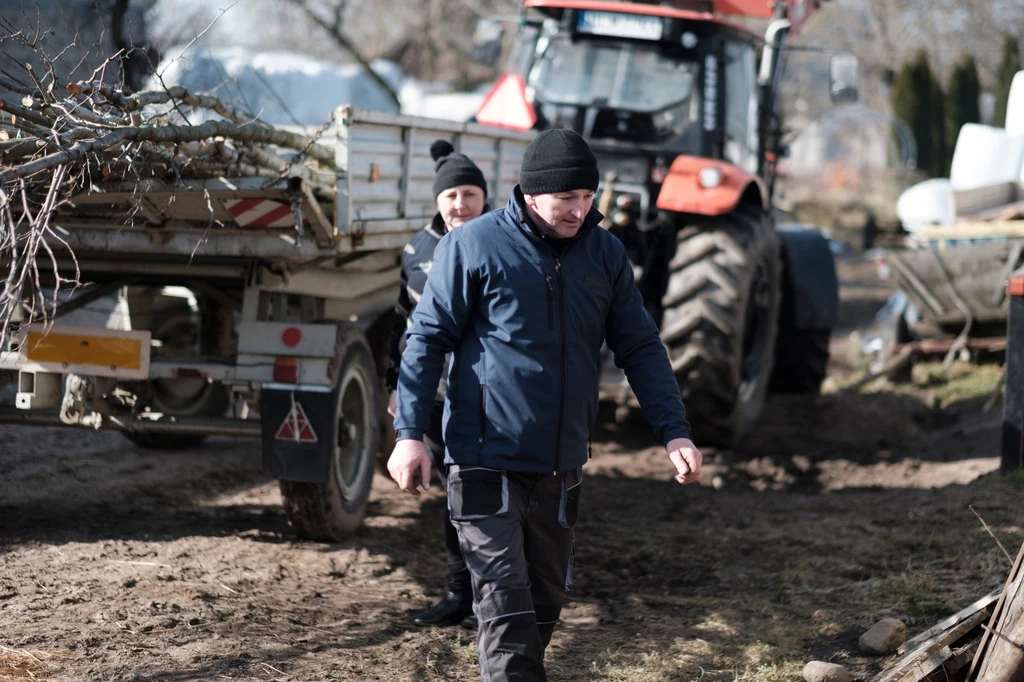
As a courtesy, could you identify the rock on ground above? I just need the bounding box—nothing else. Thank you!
[803,661,853,682]
[859,617,908,655]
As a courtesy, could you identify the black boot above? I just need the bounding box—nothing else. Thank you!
[413,592,472,627]
[461,612,478,629]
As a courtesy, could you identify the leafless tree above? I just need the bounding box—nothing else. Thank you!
[286,0,401,106]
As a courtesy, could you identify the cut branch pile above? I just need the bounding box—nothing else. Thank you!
[0,31,336,346]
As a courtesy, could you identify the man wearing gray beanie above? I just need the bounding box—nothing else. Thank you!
[389,129,701,680]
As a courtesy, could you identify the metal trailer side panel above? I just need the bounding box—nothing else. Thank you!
[38,108,532,263]
[334,105,533,240]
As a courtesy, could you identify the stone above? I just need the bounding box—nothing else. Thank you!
[802,661,852,682]
[859,617,907,655]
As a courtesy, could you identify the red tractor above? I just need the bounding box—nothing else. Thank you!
[471,0,858,446]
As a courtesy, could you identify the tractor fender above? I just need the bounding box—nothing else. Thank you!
[776,224,839,331]
[656,156,768,216]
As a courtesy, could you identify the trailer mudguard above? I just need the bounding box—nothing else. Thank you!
[261,386,336,484]
[656,156,768,217]
[776,224,839,331]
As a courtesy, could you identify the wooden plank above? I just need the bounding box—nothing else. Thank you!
[979,611,1024,681]
[971,541,1024,680]
[900,588,1002,654]
[912,221,1024,242]
[874,609,993,682]
[920,641,982,682]
[954,183,1018,217]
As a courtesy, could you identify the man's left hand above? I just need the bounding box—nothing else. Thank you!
[666,438,702,484]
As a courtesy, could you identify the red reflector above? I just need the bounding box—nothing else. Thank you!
[273,358,299,383]
[282,327,302,347]
[1010,276,1024,298]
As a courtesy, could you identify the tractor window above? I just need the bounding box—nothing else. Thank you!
[509,22,541,76]
[724,40,759,173]
[527,37,697,114]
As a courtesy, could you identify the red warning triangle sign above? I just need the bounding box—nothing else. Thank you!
[275,402,318,443]
[475,73,537,132]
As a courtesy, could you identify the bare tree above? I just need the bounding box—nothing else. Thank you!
[286,0,401,107]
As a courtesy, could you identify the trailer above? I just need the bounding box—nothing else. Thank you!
[0,106,532,541]
[878,71,1024,363]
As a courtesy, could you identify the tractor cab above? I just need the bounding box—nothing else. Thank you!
[476,3,770,231]
[474,1,856,224]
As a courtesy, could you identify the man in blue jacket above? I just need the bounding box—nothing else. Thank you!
[389,129,701,681]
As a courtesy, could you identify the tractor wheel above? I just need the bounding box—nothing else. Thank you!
[660,207,782,447]
[769,329,830,394]
[279,326,380,541]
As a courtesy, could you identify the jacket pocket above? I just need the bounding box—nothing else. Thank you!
[448,466,507,521]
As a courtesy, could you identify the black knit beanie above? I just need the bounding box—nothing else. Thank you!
[431,140,488,198]
[519,129,599,195]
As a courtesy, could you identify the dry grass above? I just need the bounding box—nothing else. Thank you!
[0,647,49,680]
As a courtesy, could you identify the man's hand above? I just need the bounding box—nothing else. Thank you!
[387,391,398,417]
[666,438,702,485]
[387,439,432,496]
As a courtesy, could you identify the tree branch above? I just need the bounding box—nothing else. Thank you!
[0,115,336,183]
[287,0,402,109]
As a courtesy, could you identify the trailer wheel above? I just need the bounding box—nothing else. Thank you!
[279,327,380,541]
[123,308,230,450]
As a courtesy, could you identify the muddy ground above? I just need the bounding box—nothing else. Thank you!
[1,254,1020,682]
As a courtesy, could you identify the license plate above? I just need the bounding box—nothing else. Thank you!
[577,11,664,41]
[21,325,151,379]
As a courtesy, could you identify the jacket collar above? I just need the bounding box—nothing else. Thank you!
[506,186,603,244]
[425,212,448,239]
[428,203,494,239]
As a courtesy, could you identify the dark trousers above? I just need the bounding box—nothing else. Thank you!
[447,465,581,682]
[424,405,471,595]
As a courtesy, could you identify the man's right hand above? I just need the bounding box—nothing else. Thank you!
[387,439,432,496]
[666,437,702,485]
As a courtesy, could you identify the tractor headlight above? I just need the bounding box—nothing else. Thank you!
[698,167,723,189]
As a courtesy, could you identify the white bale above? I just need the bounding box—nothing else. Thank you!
[949,124,1024,191]
[896,178,954,232]
[1006,70,1024,136]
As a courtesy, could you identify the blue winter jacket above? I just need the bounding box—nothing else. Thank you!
[394,188,691,474]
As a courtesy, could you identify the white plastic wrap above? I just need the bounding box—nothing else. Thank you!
[949,123,1024,191]
[896,178,954,232]
[1006,70,1024,136]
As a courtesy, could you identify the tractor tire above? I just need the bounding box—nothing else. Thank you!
[660,207,781,447]
[769,329,830,394]
[279,326,380,541]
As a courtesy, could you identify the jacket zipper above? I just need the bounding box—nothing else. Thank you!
[553,258,566,474]
[545,275,555,329]
[478,384,487,465]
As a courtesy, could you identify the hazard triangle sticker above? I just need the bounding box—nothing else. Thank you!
[275,402,318,443]
[475,73,537,132]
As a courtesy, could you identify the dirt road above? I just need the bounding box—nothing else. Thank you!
[1,256,1017,681]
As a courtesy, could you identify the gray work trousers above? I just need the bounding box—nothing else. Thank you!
[447,465,582,682]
